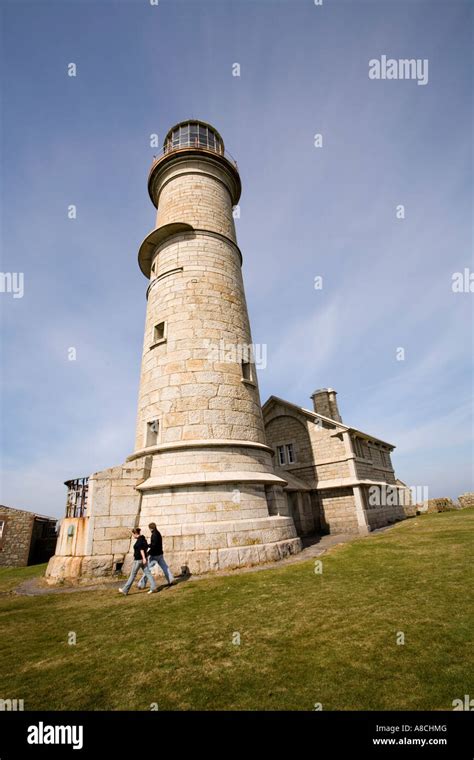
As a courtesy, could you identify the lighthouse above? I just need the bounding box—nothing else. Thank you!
[129,120,301,573]
[46,120,301,580]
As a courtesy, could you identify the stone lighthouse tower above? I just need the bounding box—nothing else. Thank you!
[130,120,301,573]
[46,120,301,581]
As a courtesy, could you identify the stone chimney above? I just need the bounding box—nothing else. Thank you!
[310,388,342,423]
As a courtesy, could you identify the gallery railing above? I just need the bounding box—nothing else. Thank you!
[65,477,89,518]
[150,138,238,171]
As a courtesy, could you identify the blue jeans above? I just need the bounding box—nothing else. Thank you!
[122,560,157,594]
[138,555,174,588]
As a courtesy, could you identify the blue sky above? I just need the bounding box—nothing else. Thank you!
[1,0,472,517]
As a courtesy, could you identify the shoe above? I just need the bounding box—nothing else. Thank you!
[119,588,127,595]
[147,588,157,594]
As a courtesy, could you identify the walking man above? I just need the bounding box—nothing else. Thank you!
[138,522,174,590]
[119,528,157,595]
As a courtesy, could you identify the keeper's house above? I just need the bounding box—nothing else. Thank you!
[263,388,410,537]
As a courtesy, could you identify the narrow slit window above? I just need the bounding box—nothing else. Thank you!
[153,322,166,343]
[0,520,4,539]
[241,361,252,382]
[146,420,160,447]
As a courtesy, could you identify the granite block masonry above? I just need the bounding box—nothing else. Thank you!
[46,120,302,581]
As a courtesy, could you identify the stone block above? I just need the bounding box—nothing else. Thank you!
[217,547,241,570]
[93,540,112,554]
[89,478,112,517]
[194,532,227,550]
[238,545,260,566]
[109,496,141,516]
[172,535,196,551]
[104,527,131,540]
[262,543,280,563]
[81,555,114,577]
[227,531,262,547]
[111,539,132,554]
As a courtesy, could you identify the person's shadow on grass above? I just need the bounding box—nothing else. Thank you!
[155,565,191,592]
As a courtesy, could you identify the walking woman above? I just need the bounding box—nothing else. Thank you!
[119,528,157,595]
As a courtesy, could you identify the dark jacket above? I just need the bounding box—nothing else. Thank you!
[148,529,163,557]
[133,535,148,561]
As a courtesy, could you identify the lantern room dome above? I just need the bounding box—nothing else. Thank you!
[163,120,225,154]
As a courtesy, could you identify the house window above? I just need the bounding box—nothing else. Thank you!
[0,520,4,540]
[152,321,166,345]
[277,445,286,466]
[276,444,296,466]
[367,444,377,461]
[354,438,370,459]
[146,420,160,447]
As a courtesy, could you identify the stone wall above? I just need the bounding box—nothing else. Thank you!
[458,493,474,509]
[287,491,318,536]
[135,508,299,576]
[413,494,474,513]
[0,506,34,567]
[403,502,417,518]
[423,498,456,513]
[315,488,359,534]
[362,487,407,530]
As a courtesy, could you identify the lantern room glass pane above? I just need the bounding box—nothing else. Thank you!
[180,125,189,145]
[198,125,207,147]
[189,124,198,144]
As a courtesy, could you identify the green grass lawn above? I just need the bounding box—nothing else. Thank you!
[0,509,472,711]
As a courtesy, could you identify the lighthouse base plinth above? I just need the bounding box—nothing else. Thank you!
[46,532,302,583]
